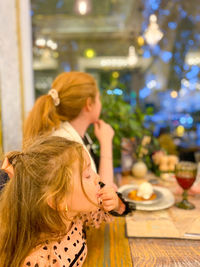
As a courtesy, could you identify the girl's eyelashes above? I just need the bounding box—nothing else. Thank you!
[83,170,91,179]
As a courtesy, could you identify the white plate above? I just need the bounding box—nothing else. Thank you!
[118,184,175,211]
[121,185,162,205]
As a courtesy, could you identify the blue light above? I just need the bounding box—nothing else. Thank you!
[152,3,159,10]
[143,50,151,58]
[180,9,187,18]
[142,22,148,32]
[113,88,123,95]
[149,0,161,11]
[180,117,186,124]
[174,65,182,75]
[107,90,113,95]
[152,45,160,55]
[181,31,190,39]
[186,66,199,79]
[30,10,34,16]
[188,40,194,46]
[160,51,172,63]
[139,87,151,99]
[183,64,190,71]
[187,117,193,124]
[163,100,170,108]
[168,22,177,29]
[196,15,200,22]
[160,9,170,16]
[62,63,71,72]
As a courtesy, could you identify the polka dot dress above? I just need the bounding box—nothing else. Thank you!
[22,210,111,267]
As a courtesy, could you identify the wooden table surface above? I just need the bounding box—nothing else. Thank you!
[83,175,200,267]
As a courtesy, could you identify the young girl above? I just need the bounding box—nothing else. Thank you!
[0,136,126,267]
[23,71,114,187]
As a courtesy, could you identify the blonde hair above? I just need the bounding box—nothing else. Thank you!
[0,136,84,267]
[23,71,98,144]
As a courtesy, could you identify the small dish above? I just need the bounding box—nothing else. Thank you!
[118,184,175,211]
[122,185,162,205]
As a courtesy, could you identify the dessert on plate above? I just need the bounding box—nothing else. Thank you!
[128,182,156,201]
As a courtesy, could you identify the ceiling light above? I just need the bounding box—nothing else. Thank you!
[75,0,91,15]
[84,48,95,58]
[144,14,163,46]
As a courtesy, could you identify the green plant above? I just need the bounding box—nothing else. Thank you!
[89,91,155,167]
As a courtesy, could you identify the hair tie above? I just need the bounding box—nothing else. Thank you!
[48,89,60,106]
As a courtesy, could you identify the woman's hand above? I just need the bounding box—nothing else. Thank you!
[94,120,114,145]
[97,185,119,212]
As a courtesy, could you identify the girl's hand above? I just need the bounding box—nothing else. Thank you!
[97,185,119,212]
[94,120,114,145]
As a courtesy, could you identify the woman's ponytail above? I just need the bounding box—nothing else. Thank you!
[23,94,60,146]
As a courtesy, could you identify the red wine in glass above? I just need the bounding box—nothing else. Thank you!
[175,161,197,210]
[176,176,196,190]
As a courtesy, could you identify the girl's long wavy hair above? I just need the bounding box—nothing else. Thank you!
[0,136,85,267]
[23,71,98,145]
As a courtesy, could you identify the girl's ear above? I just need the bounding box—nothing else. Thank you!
[47,196,68,211]
[84,97,93,112]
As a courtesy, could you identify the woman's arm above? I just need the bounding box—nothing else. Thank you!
[94,120,114,186]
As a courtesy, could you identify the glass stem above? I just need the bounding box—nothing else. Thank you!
[182,190,188,200]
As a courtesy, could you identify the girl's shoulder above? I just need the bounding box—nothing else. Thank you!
[22,221,87,267]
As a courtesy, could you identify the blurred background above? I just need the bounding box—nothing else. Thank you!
[31,0,200,165]
[0,0,200,170]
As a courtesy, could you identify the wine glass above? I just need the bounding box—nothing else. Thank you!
[175,161,197,210]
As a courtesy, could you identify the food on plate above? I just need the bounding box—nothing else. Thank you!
[128,182,156,201]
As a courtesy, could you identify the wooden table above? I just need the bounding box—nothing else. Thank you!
[83,175,200,267]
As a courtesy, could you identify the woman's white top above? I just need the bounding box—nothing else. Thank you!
[52,121,97,172]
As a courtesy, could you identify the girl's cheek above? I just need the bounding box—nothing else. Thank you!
[84,179,99,198]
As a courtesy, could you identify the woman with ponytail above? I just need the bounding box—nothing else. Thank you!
[23,71,115,187]
[0,136,126,267]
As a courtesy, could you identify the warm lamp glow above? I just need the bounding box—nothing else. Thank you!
[85,48,95,58]
[171,90,178,98]
[112,71,119,78]
[176,126,185,137]
[75,0,91,15]
[144,14,163,46]
[128,46,138,66]
[137,36,144,46]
